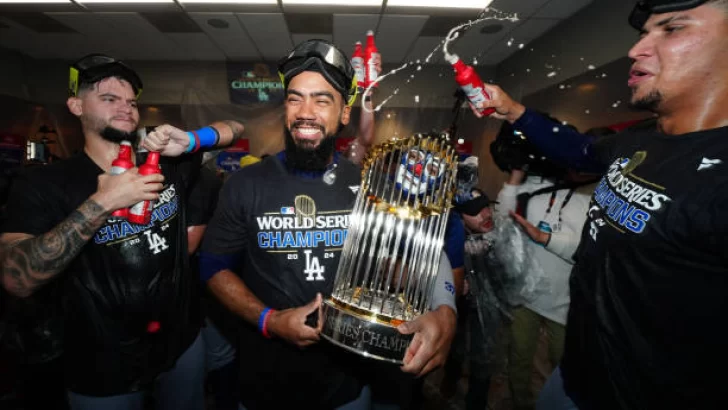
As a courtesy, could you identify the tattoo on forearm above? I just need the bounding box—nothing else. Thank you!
[220,120,245,141]
[1,200,109,297]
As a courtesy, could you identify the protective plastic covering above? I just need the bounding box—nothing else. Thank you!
[462,204,549,357]
[492,213,549,305]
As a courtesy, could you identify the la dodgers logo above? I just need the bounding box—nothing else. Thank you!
[303,250,325,281]
[144,230,169,255]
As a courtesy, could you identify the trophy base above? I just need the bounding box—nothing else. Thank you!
[321,298,413,365]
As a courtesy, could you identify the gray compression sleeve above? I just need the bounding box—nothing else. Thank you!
[429,251,457,314]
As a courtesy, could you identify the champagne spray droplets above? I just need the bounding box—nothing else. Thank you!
[362,7,518,113]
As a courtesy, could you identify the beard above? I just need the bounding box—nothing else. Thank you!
[630,89,663,112]
[100,126,137,144]
[284,121,339,171]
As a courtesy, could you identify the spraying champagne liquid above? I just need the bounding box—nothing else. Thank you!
[442,20,501,117]
[360,8,518,115]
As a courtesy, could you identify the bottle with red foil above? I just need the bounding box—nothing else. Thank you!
[110,141,133,219]
[365,30,379,88]
[351,41,366,91]
[128,151,161,225]
[445,53,496,117]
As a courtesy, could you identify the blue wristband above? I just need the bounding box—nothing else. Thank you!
[258,307,271,333]
[194,126,219,149]
[185,132,196,153]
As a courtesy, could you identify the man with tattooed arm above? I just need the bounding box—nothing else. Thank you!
[0,54,243,410]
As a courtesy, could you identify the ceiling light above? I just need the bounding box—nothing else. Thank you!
[387,0,493,9]
[180,0,277,3]
[0,1,72,3]
[282,0,382,5]
[77,0,175,3]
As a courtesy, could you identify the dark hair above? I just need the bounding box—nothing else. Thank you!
[490,112,569,178]
[77,75,132,95]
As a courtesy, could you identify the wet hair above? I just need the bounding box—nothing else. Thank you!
[77,76,133,96]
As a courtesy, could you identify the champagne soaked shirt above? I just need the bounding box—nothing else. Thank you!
[514,109,728,409]
[2,152,205,396]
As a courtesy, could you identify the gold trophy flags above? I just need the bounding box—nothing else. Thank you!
[321,133,458,363]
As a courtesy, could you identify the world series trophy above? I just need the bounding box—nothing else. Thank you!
[320,133,459,364]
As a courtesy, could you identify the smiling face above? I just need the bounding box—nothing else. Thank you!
[285,70,350,149]
[627,3,728,113]
[283,70,351,171]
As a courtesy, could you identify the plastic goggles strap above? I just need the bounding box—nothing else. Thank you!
[346,76,358,107]
[76,55,118,71]
[279,59,357,106]
[69,67,80,97]
[69,66,143,98]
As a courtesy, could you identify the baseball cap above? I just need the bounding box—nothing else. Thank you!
[455,188,495,216]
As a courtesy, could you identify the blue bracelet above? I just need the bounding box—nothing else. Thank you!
[185,131,196,153]
[258,307,271,333]
[195,126,219,149]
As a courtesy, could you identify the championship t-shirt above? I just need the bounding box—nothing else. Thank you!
[562,126,728,409]
[201,155,369,409]
[1,152,203,396]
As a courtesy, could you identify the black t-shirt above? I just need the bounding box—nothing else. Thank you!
[1,152,203,396]
[201,155,370,409]
[562,126,728,409]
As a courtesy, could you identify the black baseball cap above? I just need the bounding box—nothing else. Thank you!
[629,0,711,30]
[69,54,143,98]
[455,188,496,216]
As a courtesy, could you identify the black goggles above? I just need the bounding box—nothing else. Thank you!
[629,0,710,30]
[278,40,358,106]
[69,54,143,98]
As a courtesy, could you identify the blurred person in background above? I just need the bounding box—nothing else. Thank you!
[491,121,597,410]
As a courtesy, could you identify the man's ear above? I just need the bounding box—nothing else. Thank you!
[66,96,82,117]
[340,104,352,126]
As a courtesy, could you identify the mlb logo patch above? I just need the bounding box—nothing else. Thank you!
[280,206,295,215]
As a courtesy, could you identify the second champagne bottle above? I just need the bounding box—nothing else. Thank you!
[128,151,161,225]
